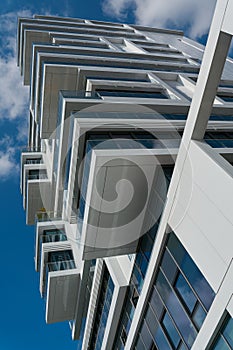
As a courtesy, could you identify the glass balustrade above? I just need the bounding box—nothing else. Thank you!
[28,174,47,180]
[61,90,101,99]
[47,250,76,272]
[40,230,67,243]
[47,259,76,272]
[36,211,63,222]
[25,158,42,165]
[27,169,47,180]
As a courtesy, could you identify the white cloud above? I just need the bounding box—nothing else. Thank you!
[0,57,29,120]
[16,119,28,141]
[0,136,19,179]
[0,152,16,178]
[0,10,32,56]
[0,10,32,180]
[0,10,30,121]
[102,0,217,39]
[102,0,133,19]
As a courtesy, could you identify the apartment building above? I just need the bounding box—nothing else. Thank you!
[18,1,233,349]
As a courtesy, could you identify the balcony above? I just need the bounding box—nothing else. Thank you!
[20,155,53,225]
[21,151,52,224]
[25,169,51,225]
[77,137,176,260]
[35,222,68,272]
[40,249,80,324]
[20,149,43,193]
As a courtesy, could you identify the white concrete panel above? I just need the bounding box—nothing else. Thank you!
[186,183,233,266]
[105,257,129,286]
[188,141,233,226]
[222,0,233,35]
[109,254,134,284]
[82,150,165,259]
[23,31,49,84]
[46,270,80,323]
[41,68,77,137]
[169,140,233,291]
[227,294,233,318]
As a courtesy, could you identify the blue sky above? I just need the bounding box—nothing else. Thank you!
[0,0,217,349]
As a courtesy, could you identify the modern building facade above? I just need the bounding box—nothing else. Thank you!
[18,1,233,349]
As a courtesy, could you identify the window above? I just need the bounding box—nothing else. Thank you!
[162,312,181,349]
[205,131,233,148]
[150,344,158,350]
[135,232,215,350]
[121,328,127,345]
[217,94,233,102]
[131,287,139,308]
[96,89,168,99]
[175,273,197,313]
[211,314,233,350]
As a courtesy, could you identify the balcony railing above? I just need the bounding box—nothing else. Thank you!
[40,233,67,244]
[61,90,101,99]
[25,158,42,165]
[27,173,47,180]
[47,259,76,272]
[22,146,43,153]
[36,211,63,222]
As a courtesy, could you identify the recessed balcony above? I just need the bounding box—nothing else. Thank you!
[21,150,52,225]
[20,149,43,194]
[35,221,67,272]
[25,169,51,225]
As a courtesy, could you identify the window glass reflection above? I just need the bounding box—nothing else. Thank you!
[175,273,197,313]
[223,317,233,348]
[162,312,181,348]
[156,270,197,347]
[192,304,206,330]
[140,322,154,349]
[212,314,233,349]
[212,336,230,350]
[154,319,173,350]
